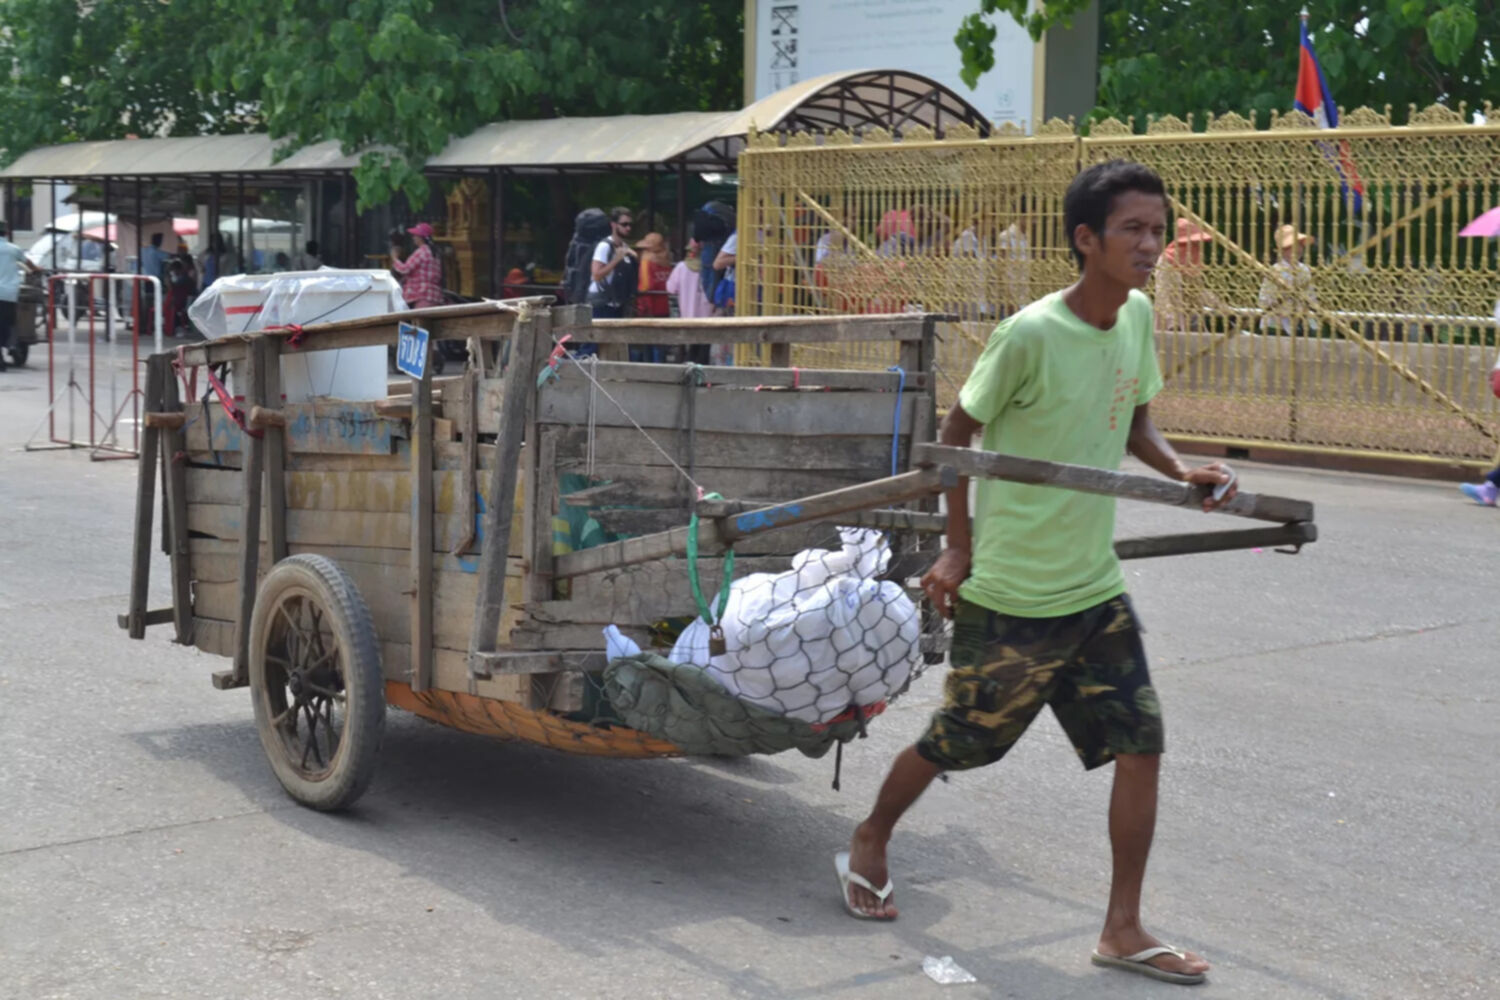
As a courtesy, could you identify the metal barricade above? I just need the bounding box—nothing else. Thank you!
[25,273,164,460]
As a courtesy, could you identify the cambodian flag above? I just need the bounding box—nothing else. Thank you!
[1295,18,1365,211]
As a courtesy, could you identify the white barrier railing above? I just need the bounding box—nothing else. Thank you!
[25,273,164,459]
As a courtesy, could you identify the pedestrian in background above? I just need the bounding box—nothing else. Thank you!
[1258,224,1318,334]
[391,222,444,310]
[587,207,638,319]
[633,231,672,319]
[0,221,42,372]
[294,240,322,271]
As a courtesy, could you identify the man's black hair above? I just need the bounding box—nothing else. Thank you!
[306,240,319,255]
[609,206,632,223]
[150,232,164,247]
[1063,159,1166,269]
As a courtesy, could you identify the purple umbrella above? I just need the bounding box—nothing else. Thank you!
[1459,206,1500,237]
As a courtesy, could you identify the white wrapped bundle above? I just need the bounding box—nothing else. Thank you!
[670,528,921,724]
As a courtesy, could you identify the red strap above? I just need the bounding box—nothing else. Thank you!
[265,323,306,349]
[203,363,263,439]
[173,345,200,403]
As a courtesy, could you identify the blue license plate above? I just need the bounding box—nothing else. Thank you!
[396,322,430,379]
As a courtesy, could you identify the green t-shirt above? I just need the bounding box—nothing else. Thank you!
[957,288,1164,618]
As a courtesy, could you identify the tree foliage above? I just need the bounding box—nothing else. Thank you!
[957,1,1497,126]
[0,0,253,156]
[0,1,742,208]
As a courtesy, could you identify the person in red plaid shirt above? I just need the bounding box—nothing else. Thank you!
[390,222,444,309]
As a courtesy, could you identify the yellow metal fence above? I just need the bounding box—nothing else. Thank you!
[736,105,1500,466]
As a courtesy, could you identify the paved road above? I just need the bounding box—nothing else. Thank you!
[1,357,1495,999]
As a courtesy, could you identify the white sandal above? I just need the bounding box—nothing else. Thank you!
[834,850,895,920]
[1091,945,1207,985]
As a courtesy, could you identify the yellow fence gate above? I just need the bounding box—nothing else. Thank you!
[736,104,1500,469]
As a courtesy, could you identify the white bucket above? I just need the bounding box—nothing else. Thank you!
[191,269,407,402]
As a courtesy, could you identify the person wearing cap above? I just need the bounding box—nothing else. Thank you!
[1258,223,1318,334]
[1154,218,1219,333]
[391,222,444,310]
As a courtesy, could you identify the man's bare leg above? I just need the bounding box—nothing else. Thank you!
[1096,753,1210,977]
[844,745,942,918]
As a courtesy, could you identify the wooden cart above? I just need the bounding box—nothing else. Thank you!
[120,302,953,808]
[120,300,1316,811]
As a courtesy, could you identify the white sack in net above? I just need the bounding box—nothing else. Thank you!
[670,528,921,724]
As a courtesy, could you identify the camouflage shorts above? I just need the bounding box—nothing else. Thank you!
[916,595,1164,771]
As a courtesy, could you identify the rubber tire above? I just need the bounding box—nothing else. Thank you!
[248,554,385,810]
[3,342,26,367]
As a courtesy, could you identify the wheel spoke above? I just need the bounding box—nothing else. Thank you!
[299,701,318,768]
[305,683,346,703]
[270,703,296,728]
[304,642,340,674]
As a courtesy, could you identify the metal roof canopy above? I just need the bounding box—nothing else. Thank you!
[1,70,990,182]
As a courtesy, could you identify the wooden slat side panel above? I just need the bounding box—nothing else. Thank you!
[184,400,410,456]
[537,380,925,437]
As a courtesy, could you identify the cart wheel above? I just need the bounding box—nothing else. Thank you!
[3,342,25,367]
[249,554,385,810]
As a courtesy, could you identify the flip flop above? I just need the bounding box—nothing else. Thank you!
[1091,946,1206,985]
[833,850,895,920]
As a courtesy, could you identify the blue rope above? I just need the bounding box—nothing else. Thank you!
[887,365,906,475]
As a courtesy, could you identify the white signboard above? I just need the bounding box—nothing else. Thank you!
[752,0,1036,127]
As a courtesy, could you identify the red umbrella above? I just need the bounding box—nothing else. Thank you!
[1458,206,1500,237]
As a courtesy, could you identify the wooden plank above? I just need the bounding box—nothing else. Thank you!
[451,366,479,557]
[185,399,408,457]
[526,555,791,625]
[508,622,651,652]
[189,440,497,475]
[558,464,872,509]
[523,415,557,607]
[117,608,174,629]
[191,563,523,651]
[1115,522,1317,559]
[469,308,548,679]
[534,360,932,392]
[187,464,514,513]
[261,338,289,565]
[190,616,534,704]
[192,617,236,658]
[161,357,196,646]
[552,467,953,579]
[188,538,528,579]
[179,301,556,366]
[126,358,165,640]
[232,351,266,686]
[551,426,901,473]
[410,360,434,692]
[588,313,937,345]
[914,444,1316,525]
[186,503,527,557]
[468,650,609,675]
[537,380,925,437]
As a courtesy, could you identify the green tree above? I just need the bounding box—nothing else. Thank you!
[0,1,742,207]
[956,1,1497,126]
[0,0,252,157]
[203,0,741,207]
